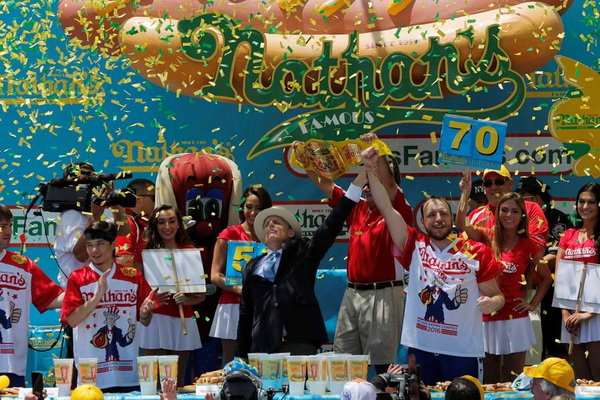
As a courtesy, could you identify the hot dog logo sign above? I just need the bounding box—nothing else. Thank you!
[57,0,597,175]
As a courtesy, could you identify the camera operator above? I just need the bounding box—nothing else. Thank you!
[53,162,130,288]
[371,362,430,400]
[115,178,155,267]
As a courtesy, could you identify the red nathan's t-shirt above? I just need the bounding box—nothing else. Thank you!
[115,213,146,257]
[559,228,599,264]
[134,243,198,318]
[329,185,413,283]
[483,237,541,322]
[217,224,254,305]
[469,201,549,248]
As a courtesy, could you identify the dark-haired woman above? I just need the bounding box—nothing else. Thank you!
[483,193,551,383]
[209,186,272,364]
[555,182,600,380]
[135,205,205,386]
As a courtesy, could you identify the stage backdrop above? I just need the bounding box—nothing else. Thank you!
[0,0,598,332]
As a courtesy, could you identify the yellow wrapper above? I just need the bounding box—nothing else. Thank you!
[290,139,393,180]
[287,360,307,383]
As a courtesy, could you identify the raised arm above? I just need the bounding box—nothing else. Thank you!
[455,169,483,242]
[303,173,363,267]
[361,133,398,201]
[362,147,409,253]
[66,269,110,327]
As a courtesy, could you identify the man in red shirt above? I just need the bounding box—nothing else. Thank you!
[456,165,549,249]
[297,134,412,373]
[115,178,156,267]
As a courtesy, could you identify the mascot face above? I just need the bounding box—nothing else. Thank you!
[168,154,234,242]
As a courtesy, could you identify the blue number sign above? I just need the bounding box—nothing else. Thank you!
[438,114,507,169]
[225,241,267,285]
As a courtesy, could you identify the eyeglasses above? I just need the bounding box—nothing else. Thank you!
[483,178,508,188]
[530,379,541,390]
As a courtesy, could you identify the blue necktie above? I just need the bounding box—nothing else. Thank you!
[264,252,280,282]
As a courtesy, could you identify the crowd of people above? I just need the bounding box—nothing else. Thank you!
[0,135,597,396]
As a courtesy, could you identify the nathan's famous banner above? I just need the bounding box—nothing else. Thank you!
[0,0,598,324]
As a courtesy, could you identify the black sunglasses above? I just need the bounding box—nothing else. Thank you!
[483,178,508,188]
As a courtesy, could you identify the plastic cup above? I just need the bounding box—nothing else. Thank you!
[78,358,98,385]
[286,356,307,395]
[326,354,349,394]
[138,356,159,395]
[260,354,282,390]
[306,355,326,395]
[53,358,73,396]
[306,355,325,381]
[274,353,291,386]
[247,353,267,377]
[158,355,179,382]
[347,355,369,380]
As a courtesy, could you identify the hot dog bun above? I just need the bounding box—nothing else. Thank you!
[58,0,573,103]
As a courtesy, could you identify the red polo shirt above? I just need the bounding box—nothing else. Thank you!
[329,185,413,283]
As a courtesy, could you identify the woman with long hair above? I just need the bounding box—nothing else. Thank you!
[555,182,600,380]
[483,192,551,383]
[134,204,205,386]
[209,185,272,364]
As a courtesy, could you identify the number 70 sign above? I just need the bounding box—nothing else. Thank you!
[437,114,507,170]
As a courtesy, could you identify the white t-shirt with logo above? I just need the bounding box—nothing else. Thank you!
[395,228,502,357]
[0,249,63,376]
[61,262,152,389]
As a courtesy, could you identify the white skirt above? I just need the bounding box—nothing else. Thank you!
[560,313,600,344]
[484,317,536,355]
[209,303,240,340]
[140,313,202,350]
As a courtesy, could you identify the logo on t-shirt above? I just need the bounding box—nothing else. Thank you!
[502,261,518,274]
[564,247,597,259]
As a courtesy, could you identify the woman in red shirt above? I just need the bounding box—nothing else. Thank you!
[483,193,551,383]
[209,186,272,364]
[135,204,206,386]
[556,182,600,380]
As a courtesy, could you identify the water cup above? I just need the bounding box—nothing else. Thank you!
[53,358,73,396]
[326,354,349,394]
[286,356,307,395]
[306,355,326,395]
[247,353,267,377]
[260,354,282,390]
[137,356,159,395]
[347,355,369,380]
[78,358,98,385]
[158,355,179,383]
[274,353,291,386]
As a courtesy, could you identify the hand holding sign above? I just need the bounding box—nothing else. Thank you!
[438,114,507,169]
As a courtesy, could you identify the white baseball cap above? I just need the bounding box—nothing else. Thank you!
[341,379,376,400]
